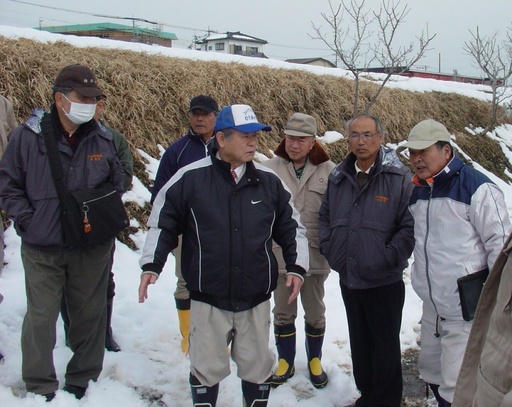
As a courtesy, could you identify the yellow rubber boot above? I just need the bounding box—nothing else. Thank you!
[177,309,190,355]
[305,324,328,389]
[271,324,296,387]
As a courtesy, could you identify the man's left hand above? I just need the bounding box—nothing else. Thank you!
[285,274,303,304]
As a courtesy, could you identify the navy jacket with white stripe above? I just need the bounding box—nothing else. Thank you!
[140,151,309,312]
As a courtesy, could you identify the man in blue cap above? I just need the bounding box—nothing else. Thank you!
[139,104,309,407]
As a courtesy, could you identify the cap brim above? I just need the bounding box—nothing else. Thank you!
[284,129,315,137]
[235,123,271,132]
[74,87,104,98]
[396,140,437,153]
[218,123,271,132]
[188,105,217,113]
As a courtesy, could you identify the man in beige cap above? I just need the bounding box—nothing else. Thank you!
[397,119,511,406]
[263,112,335,389]
[0,64,125,401]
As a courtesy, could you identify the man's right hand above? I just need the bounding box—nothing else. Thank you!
[138,273,158,303]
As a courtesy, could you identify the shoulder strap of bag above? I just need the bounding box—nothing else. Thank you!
[40,113,83,247]
[40,113,69,203]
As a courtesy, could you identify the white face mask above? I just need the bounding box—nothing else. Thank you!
[61,94,97,125]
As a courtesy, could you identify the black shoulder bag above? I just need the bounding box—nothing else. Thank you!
[457,267,489,321]
[41,114,129,247]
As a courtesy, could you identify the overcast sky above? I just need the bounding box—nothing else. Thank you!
[2,0,511,77]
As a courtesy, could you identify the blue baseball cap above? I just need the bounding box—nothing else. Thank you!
[215,104,271,133]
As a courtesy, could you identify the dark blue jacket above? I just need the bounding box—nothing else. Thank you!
[151,129,213,203]
[319,147,415,289]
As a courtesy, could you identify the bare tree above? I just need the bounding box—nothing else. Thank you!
[311,0,435,115]
[311,0,374,114]
[464,26,512,132]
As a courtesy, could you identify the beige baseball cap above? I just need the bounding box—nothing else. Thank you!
[396,119,451,153]
[284,113,317,137]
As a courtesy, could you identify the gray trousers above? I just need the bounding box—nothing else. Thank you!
[173,235,189,300]
[20,240,112,395]
[189,300,275,387]
[272,273,328,328]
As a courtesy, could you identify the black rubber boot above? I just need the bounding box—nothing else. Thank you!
[105,298,121,352]
[428,383,452,407]
[242,378,271,407]
[190,373,219,407]
[271,324,296,387]
[305,323,328,389]
[63,384,87,399]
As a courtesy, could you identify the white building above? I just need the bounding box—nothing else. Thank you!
[195,31,267,58]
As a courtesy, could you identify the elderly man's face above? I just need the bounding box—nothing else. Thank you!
[188,109,217,141]
[348,116,383,168]
[285,135,315,167]
[409,144,452,180]
[216,129,258,168]
[55,90,98,111]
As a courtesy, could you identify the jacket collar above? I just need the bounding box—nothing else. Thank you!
[187,128,215,146]
[210,148,260,186]
[330,146,404,184]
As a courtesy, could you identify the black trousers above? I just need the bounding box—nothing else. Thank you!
[341,279,405,407]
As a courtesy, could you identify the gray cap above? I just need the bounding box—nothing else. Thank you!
[396,119,451,153]
[284,113,317,137]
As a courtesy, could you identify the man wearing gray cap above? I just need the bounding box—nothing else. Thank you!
[397,118,511,406]
[0,64,125,401]
[263,112,334,389]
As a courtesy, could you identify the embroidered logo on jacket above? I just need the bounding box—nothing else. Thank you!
[88,153,103,161]
[375,195,389,203]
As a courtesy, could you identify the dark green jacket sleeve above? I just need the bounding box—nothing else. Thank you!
[106,125,134,192]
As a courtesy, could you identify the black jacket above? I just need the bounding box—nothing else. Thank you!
[319,147,415,289]
[140,153,309,312]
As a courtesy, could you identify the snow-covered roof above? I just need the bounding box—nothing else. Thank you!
[197,31,267,45]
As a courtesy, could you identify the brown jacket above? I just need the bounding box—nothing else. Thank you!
[263,139,335,275]
[0,95,16,159]
[452,233,512,407]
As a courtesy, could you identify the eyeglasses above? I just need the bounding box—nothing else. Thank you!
[349,132,380,141]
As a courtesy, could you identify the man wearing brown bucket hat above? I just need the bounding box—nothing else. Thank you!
[397,119,511,406]
[263,112,334,389]
[0,64,125,401]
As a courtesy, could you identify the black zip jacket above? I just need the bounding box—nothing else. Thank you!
[140,153,309,312]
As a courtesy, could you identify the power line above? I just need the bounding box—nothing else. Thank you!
[6,0,333,55]
[6,0,158,25]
